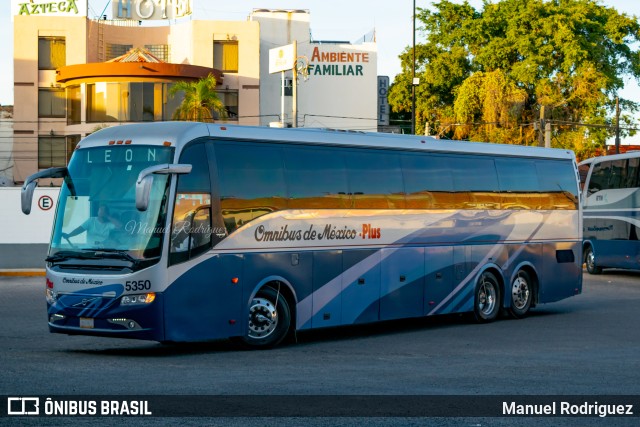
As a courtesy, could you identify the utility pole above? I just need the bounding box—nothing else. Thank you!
[292,40,298,128]
[411,0,416,135]
[615,96,621,154]
[545,121,551,148]
[538,106,546,147]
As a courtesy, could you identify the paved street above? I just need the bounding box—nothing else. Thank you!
[1,270,639,426]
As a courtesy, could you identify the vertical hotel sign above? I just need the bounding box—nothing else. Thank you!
[12,0,88,16]
[113,0,192,20]
[378,76,390,126]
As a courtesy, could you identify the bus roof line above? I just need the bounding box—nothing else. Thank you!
[76,122,575,161]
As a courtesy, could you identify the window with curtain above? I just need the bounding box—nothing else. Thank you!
[38,88,66,118]
[213,41,238,73]
[38,37,66,70]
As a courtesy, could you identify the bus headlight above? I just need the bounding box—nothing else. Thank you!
[46,288,57,304]
[120,293,156,306]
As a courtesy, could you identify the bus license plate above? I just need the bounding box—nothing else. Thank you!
[79,317,94,329]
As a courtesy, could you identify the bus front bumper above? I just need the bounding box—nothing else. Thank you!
[47,293,164,341]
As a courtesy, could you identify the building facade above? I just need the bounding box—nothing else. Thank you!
[11,1,377,184]
[251,9,377,130]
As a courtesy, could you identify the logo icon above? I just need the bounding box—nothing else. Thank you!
[73,297,99,307]
[7,397,40,415]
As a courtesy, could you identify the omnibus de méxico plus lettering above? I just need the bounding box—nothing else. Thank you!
[22,122,583,348]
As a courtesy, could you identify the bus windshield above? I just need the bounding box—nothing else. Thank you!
[49,145,175,264]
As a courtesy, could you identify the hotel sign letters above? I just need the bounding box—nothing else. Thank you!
[113,0,192,21]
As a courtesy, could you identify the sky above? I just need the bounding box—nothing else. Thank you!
[1,0,640,110]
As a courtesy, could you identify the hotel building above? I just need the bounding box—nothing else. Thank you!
[12,1,378,184]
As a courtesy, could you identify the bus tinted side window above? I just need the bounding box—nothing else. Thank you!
[283,146,349,209]
[215,142,287,234]
[626,158,639,188]
[536,160,579,209]
[578,163,590,191]
[401,154,453,209]
[496,158,540,209]
[608,160,627,189]
[588,161,611,194]
[452,156,500,209]
[170,142,213,265]
[343,150,405,209]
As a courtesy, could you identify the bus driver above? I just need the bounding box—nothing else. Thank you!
[61,204,122,246]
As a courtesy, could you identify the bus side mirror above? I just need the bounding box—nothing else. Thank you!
[21,167,68,215]
[136,175,154,211]
[136,163,192,211]
[21,181,37,215]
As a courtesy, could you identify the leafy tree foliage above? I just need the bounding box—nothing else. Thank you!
[389,0,640,158]
[169,74,227,122]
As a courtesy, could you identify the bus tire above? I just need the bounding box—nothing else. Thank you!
[474,271,501,322]
[584,246,602,275]
[509,270,532,319]
[242,286,291,348]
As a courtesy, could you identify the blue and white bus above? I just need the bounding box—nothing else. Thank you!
[580,152,640,274]
[22,122,582,348]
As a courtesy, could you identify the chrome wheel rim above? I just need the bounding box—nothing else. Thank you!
[248,297,278,339]
[586,250,595,271]
[478,280,497,316]
[511,276,530,310]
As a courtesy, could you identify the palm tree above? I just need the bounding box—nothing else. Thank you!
[169,74,227,122]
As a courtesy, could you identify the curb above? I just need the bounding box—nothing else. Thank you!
[0,270,46,277]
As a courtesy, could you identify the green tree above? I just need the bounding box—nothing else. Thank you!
[169,74,227,122]
[389,0,640,155]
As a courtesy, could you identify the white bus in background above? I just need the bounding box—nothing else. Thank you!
[580,152,640,274]
[22,122,583,348]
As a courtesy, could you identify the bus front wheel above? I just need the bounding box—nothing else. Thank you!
[474,271,501,322]
[243,286,291,348]
[509,270,533,319]
[585,246,602,275]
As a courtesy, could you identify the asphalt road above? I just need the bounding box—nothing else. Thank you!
[1,270,640,426]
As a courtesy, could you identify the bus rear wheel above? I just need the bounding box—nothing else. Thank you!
[584,246,602,275]
[474,271,501,322]
[242,286,291,348]
[509,270,532,319]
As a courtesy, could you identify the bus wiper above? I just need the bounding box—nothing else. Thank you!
[45,251,98,263]
[84,248,141,266]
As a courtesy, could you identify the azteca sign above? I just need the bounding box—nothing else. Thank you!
[13,0,87,16]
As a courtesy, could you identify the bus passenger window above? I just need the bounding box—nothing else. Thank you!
[171,193,212,255]
[284,146,348,209]
[216,142,287,231]
[343,150,405,209]
[578,164,590,191]
[170,142,213,265]
[587,162,611,195]
[626,158,640,188]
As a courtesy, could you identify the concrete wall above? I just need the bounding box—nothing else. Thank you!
[0,187,59,269]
